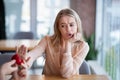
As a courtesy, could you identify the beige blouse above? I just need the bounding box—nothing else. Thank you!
[28,36,89,78]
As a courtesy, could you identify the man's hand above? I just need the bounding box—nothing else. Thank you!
[0,60,18,75]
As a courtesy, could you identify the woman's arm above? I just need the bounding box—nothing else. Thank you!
[16,36,47,68]
[26,36,47,68]
[60,41,89,78]
[11,36,48,79]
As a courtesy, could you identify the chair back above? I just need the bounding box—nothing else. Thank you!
[0,54,14,66]
[13,32,34,39]
[79,60,91,74]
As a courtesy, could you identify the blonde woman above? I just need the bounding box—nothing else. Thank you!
[13,8,89,79]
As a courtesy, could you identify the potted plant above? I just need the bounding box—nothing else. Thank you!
[85,33,98,60]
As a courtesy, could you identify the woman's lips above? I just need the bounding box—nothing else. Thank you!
[67,33,73,38]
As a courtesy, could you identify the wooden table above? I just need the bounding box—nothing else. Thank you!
[6,75,109,80]
[0,39,39,52]
[29,75,109,80]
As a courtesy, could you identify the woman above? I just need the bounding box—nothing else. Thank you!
[14,8,89,79]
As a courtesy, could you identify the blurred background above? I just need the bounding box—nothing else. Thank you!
[0,0,120,80]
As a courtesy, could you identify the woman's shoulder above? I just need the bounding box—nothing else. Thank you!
[37,35,52,46]
[41,35,51,40]
[40,35,53,44]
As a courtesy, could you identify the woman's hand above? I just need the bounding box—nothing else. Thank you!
[11,45,31,80]
[16,45,30,67]
[16,45,27,60]
[69,33,82,43]
[64,33,82,54]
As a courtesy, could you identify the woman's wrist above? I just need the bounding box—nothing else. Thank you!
[65,41,72,54]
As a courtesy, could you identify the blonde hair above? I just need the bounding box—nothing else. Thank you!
[51,8,83,47]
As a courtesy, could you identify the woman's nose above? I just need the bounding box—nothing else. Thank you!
[66,26,71,32]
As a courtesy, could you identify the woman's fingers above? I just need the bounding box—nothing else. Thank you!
[25,57,31,62]
[18,69,27,77]
[18,63,28,77]
[20,58,30,70]
[77,33,82,40]
[21,45,27,55]
[70,33,82,42]
[20,45,26,55]
[16,45,28,60]
[21,45,28,60]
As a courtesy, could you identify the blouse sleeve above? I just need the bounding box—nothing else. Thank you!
[60,41,89,78]
[27,36,47,67]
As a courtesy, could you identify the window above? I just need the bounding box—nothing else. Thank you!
[4,0,70,70]
[96,0,120,80]
[36,0,69,38]
[4,0,70,39]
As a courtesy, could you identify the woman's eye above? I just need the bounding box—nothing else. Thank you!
[70,24,74,27]
[61,25,65,28]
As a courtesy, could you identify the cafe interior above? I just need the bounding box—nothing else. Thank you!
[0,0,120,80]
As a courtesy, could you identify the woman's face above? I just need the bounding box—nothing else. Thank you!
[58,15,77,40]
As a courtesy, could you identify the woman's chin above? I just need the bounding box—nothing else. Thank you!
[65,37,71,40]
